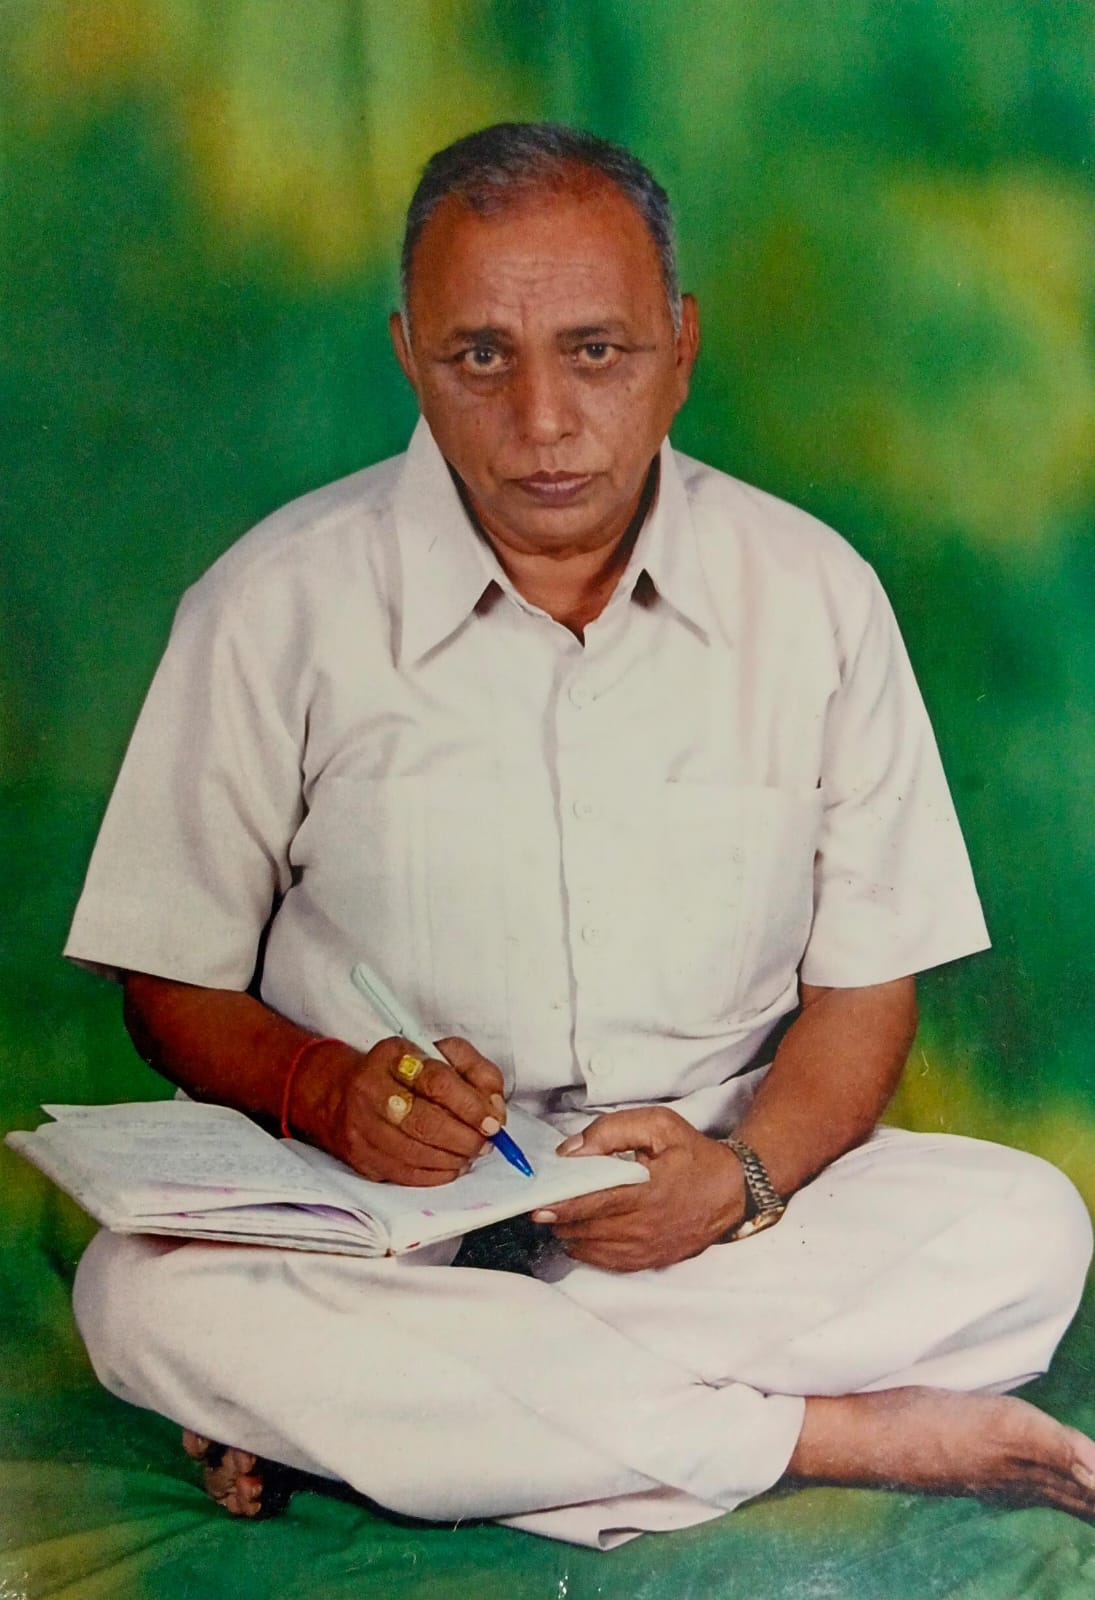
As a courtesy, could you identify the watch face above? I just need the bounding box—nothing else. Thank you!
[733,1205,787,1240]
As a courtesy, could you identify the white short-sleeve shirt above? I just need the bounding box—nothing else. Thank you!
[65,419,989,1130]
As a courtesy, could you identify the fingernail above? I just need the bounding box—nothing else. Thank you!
[531,1210,557,1224]
[556,1135,583,1155]
[1075,1462,1095,1491]
[480,1115,501,1137]
[489,1093,507,1120]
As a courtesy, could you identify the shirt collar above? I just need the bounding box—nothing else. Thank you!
[392,417,716,665]
[392,418,499,666]
[615,437,718,640]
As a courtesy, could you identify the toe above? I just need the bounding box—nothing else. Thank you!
[1068,1435,1095,1504]
[203,1447,259,1512]
[224,1472,265,1518]
[1067,1427,1095,1472]
[183,1433,296,1521]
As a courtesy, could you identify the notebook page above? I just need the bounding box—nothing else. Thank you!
[34,1103,346,1213]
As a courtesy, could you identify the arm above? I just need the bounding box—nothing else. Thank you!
[732,975,917,1196]
[536,974,917,1272]
[122,971,507,1187]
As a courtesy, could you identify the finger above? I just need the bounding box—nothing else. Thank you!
[351,1156,467,1187]
[363,1117,468,1172]
[401,1091,491,1157]
[344,1075,477,1168]
[549,1213,650,1243]
[561,1239,652,1272]
[558,1108,681,1159]
[396,1054,502,1140]
[383,1088,487,1158]
[342,1140,467,1184]
[393,1052,427,1086]
[434,1037,506,1103]
[397,1165,466,1187]
[531,1185,641,1226]
[384,1089,415,1126]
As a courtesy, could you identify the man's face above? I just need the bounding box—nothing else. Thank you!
[391,176,699,557]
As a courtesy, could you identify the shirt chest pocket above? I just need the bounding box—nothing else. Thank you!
[300,775,512,1055]
[656,783,823,1025]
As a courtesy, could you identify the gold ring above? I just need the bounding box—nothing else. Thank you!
[386,1091,414,1126]
[396,1053,424,1085]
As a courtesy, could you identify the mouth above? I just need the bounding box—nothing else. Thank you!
[513,472,594,505]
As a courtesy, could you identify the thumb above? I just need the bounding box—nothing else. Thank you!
[557,1108,671,1159]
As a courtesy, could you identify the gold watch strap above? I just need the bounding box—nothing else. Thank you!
[722,1135,787,1240]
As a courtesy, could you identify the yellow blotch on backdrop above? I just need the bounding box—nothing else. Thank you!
[870,170,1095,548]
[10,0,531,280]
[9,0,166,100]
[703,160,1095,552]
[890,1040,1095,1215]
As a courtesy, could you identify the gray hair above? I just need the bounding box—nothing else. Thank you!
[400,122,682,333]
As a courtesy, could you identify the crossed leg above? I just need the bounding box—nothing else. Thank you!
[178,1380,1095,1526]
[74,1127,1095,1542]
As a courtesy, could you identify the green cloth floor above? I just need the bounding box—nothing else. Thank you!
[3,1161,1094,1600]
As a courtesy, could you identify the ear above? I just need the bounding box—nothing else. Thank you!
[389,310,419,394]
[674,294,700,403]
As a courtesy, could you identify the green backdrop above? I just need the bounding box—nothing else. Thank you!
[3,3,1094,1597]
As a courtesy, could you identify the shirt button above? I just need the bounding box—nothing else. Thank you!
[572,798,597,820]
[568,682,593,709]
[588,1049,614,1078]
[581,922,605,945]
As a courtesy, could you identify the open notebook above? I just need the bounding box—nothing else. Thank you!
[6,1100,647,1257]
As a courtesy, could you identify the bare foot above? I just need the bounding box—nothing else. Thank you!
[182,1429,290,1518]
[789,1388,1095,1518]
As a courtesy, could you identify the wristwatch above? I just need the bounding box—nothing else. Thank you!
[720,1135,787,1241]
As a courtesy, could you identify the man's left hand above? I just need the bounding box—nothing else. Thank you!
[531,1108,746,1272]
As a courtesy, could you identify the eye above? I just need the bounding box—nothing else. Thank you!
[459,346,507,374]
[575,342,620,369]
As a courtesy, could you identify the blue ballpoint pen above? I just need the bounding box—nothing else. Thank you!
[349,962,535,1178]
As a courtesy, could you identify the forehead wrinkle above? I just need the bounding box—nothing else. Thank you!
[460,252,611,305]
[433,259,653,334]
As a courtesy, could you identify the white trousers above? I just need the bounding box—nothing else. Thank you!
[73,1127,1092,1550]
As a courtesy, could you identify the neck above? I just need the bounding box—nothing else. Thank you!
[454,459,659,638]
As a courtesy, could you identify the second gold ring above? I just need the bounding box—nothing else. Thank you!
[386,1091,414,1125]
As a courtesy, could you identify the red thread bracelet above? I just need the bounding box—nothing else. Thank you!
[280,1036,341,1139]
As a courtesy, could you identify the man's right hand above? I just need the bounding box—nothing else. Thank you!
[301,1034,508,1186]
[120,973,509,1191]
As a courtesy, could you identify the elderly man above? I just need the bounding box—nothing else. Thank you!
[67,123,1094,1548]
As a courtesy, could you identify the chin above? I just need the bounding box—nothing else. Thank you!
[497,488,620,538]
[502,511,611,550]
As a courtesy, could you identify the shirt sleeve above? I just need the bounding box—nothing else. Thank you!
[64,573,305,988]
[799,570,990,988]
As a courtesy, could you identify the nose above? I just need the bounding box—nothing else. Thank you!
[510,356,578,445]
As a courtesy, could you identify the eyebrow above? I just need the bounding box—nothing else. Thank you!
[441,319,644,349]
[564,322,632,340]
[444,326,511,346]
